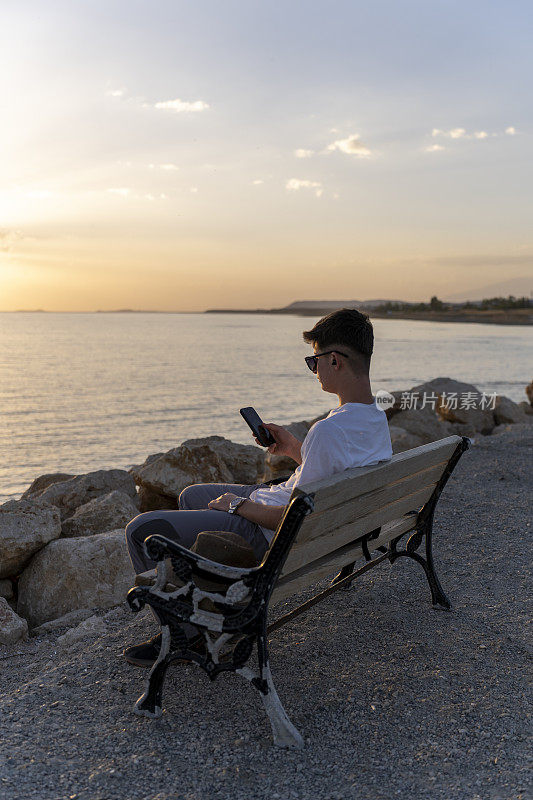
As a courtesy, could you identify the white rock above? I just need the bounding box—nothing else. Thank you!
[27,469,138,520]
[388,425,426,454]
[131,436,266,499]
[0,597,29,645]
[56,614,107,649]
[21,472,75,499]
[62,489,140,537]
[411,377,495,435]
[386,407,454,444]
[31,608,94,636]
[17,529,136,628]
[0,498,62,579]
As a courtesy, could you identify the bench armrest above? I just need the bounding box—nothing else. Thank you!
[143,534,259,582]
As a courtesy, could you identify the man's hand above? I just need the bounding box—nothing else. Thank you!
[252,423,303,464]
[207,492,239,512]
[207,492,286,531]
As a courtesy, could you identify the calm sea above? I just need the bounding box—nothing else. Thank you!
[0,312,530,503]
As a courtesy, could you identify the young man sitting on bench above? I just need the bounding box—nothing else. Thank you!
[123,307,392,666]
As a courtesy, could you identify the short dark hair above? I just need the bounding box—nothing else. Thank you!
[302,308,374,373]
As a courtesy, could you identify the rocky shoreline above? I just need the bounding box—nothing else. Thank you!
[1,375,532,642]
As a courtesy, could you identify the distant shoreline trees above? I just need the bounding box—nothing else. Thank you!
[373,295,531,312]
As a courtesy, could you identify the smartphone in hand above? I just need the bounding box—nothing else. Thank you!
[239,407,276,447]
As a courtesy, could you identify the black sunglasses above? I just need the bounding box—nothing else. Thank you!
[305,350,349,373]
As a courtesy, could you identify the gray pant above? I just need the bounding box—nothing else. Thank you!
[125,482,271,576]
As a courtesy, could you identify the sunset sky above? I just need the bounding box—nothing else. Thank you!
[1,0,531,311]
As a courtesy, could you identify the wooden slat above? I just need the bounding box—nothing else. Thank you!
[290,436,460,511]
[273,515,416,604]
[292,460,445,547]
[281,484,433,574]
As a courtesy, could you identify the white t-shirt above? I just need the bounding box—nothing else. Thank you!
[249,400,393,544]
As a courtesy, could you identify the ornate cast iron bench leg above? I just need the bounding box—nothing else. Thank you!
[388,508,450,610]
[237,616,304,749]
[134,625,172,718]
[387,438,470,610]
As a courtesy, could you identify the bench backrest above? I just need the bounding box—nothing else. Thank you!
[271,435,462,603]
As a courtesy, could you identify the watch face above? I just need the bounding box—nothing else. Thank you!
[230,497,244,512]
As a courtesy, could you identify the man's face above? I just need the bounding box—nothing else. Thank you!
[313,343,336,392]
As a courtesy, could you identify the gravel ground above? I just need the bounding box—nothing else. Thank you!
[1,425,531,800]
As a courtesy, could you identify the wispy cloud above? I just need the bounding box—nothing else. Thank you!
[109,89,210,114]
[153,99,209,113]
[432,126,517,140]
[432,127,467,139]
[286,178,322,197]
[425,144,445,152]
[107,188,167,200]
[148,163,179,170]
[326,134,372,157]
[294,148,314,158]
[107,188,131,197]
[252,179,264,185]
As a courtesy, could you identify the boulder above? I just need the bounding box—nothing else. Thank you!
[383,390,407,422]
[31,608,94,636]
[0,498,62,579]
[410,377,495,435]
[56,614,107,649]
[136,485,177,513]
[386,407,454,445]
[17,529,135,628]
[262,420,310,482]
[388,425,426,454]
[493,396,530,426]
[21,472,75,500]
[131,436,266,500]
[27,469,138,520]
[129,453,177,511]
[385,377,495,434]
[518,401,533,417]
[0,578,14,600]
[62,490,140,537]
[0,597,29,645]
[526,379,533,407]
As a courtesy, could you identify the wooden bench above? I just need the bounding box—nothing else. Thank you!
[127,434,470,748]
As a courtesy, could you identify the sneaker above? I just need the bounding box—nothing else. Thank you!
[123,632,203,668]
[123,632,163,667]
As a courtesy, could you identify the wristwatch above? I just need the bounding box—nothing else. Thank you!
[228,496,247,515]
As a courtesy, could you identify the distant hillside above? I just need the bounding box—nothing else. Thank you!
[283,300,361,310]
